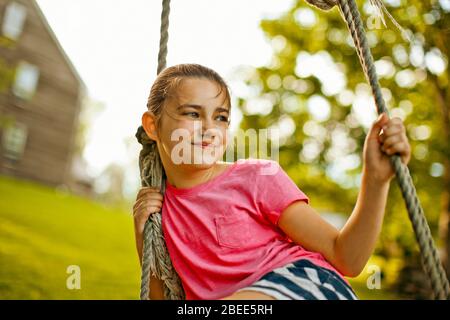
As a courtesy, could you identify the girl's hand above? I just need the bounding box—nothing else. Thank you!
[133,186,164,240]
[362,113,411,184]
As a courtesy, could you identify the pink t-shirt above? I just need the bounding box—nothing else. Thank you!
[161,158,346,300]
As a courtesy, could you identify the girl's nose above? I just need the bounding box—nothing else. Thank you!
[201,129,216,142]
[201,117,213,130]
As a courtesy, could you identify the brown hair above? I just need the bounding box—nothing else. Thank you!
[146,63,232,138]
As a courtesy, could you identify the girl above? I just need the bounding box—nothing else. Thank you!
[133,63,411,300]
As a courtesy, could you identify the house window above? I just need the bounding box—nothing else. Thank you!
[2,2,27,41]
[12,61,40,100]
[2,121,27,161]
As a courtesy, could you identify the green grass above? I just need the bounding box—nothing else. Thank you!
[0,174,401,300]
[0,175,141,299]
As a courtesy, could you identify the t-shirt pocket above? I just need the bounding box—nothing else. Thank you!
[214,214,251,249]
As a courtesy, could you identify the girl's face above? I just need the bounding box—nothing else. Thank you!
[153,78,230,168]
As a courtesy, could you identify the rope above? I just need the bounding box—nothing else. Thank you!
[305,0,337,11]
[306,0,449,299]
[157,0,170,75]
[136,0,185,300]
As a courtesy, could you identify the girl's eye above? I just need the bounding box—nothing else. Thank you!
[217,115,229,122]
[182,112,229,123]
[183,112,199,118]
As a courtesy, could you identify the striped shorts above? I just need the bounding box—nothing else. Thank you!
[235,259,358,300]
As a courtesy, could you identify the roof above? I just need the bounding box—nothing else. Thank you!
[31,0,87,90]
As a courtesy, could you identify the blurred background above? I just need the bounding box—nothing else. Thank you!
[0,0,448,299]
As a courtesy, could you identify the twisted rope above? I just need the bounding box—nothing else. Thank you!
[157,0,170,75]
[136,0,185,300]
[305,0,337,11]
[306,0,449,299]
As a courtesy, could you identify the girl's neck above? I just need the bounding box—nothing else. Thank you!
[162,158,225,190]
[171,166,216,189]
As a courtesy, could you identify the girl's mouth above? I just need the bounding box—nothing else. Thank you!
[192,142,213,148]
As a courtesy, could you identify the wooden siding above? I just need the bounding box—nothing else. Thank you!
[0,0,85,187]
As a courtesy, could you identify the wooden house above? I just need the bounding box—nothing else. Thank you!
[0,0,88,191]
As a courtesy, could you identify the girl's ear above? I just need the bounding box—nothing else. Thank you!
[142,111,159,142]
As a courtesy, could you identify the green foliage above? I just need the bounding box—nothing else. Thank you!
[235,0,449,290]
[0,175,140,299]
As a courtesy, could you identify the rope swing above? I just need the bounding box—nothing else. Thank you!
[135,0,184,300]
[135,0,450,300]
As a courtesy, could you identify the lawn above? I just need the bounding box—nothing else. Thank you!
[0,174,401,299]
[0,175,141,299]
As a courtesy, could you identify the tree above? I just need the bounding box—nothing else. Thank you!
[234,0,449,298]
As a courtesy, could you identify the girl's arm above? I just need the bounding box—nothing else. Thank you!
[334,170,390,275]
[278,113,410,277]
[278,170,389,277]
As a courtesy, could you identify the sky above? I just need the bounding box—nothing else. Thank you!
[35,0,296,181]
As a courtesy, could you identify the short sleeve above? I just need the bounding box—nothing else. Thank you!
[255,160,309,226]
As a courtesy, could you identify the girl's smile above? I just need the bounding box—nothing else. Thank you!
[192,142,213,148]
